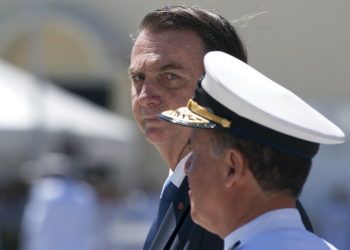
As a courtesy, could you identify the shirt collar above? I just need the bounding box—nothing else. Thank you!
[224,208,305,250]
[169,152,191,188]
[160,153,191,197]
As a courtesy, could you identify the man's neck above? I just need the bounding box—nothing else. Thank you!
[156,143,192,171]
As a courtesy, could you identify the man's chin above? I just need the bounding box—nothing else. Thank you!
[144,127,167,144]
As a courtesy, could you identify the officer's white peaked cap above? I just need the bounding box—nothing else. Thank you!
[160,51,345,159]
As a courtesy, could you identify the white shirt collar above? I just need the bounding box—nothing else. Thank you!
[160,153,191,197]
[224,208,305,250]
[169,153,191,188]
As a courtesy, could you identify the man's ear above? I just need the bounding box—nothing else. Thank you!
[223,149,246,188]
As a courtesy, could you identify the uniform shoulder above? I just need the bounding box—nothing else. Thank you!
[241,228,337,250]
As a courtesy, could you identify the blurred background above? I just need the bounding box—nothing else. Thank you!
[0,0,348,249]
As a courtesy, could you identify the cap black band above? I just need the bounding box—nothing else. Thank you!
[192,81,320,159]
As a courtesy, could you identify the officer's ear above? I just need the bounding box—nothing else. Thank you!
[223,149,246,188]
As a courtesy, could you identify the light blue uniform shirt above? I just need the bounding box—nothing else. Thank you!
[224,208,337,250]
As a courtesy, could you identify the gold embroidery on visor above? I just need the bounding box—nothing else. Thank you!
[187,99,231,128]
[162,107,211,126]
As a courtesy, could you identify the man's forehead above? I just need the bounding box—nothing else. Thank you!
[129,54,185,73]
[132,29,205,58]
[191,129,210,144]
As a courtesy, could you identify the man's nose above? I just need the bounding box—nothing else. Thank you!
[184,154,193,175]
[138,79,161,107]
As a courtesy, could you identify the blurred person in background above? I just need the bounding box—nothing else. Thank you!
[129,5,313,249]
[0,179,28,250]
[159,51,345,250]
[20,152,99,250]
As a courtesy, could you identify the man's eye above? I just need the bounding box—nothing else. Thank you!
[132,74,145,83]
[167,73,178,80]
[159,72,178,81]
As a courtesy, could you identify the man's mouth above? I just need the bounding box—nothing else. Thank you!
[143,116,161,122]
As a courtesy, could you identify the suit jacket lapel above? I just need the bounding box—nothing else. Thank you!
[150,177,190,249]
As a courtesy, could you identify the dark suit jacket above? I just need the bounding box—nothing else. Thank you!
[146,177,313,250]
[148,177,223,250]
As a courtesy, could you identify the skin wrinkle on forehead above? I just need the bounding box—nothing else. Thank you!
[129,60,187,78]
[130,54,193,76]
[130,29,205,74]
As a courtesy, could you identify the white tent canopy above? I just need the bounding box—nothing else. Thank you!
[0,59,138,185]
[0,60,135,140]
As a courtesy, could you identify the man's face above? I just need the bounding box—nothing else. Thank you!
[185,129,227,233]
[129,29,205,146]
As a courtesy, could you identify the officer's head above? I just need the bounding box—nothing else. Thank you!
[159,51,345,235]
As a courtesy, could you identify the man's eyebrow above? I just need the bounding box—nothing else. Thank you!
[128,66,137,74]
[128,62,184,75]
[159,63,184,72]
